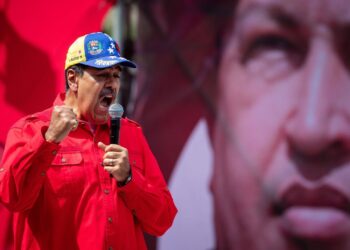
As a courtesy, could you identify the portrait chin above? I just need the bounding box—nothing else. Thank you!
[212,134,350,250]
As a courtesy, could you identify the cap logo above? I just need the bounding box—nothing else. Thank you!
[95,59,119,66]
[87,40,103,55]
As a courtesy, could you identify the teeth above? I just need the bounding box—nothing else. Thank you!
[100,96,112,107]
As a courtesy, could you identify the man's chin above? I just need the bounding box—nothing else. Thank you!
[91,113,109,125]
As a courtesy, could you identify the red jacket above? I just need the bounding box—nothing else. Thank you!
[0,94,177,250]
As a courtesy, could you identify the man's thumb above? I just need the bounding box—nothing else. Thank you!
[97,142,107,151]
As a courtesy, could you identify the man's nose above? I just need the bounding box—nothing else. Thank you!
[285,36,350,156]
[104,75,119,88]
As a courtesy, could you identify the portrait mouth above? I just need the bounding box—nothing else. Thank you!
[274,183,350,241]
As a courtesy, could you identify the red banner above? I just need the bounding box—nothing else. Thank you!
[0,0,116,248]
[0,0,116,145]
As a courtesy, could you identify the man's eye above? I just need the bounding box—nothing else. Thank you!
[97,73,107,78]
[242,35,298,63]
[96,74,109,80]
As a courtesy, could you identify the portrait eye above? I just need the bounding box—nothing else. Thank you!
[242,34,298,63]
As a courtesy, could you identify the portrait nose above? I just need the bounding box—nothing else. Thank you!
[285,37,350,156]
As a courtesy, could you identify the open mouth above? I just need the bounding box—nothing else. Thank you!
[100,95,113,107]
[99,88,115,108]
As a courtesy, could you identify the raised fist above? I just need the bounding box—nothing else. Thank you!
[45,105,79,143]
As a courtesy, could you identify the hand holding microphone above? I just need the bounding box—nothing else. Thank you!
[98,103,131,184]
[98,142,131,183]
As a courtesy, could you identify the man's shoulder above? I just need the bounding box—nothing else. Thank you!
[122,117,141,128]
[13,107,52,129]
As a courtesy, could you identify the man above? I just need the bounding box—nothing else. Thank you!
[0,32,177,250]
[212,0,350,249]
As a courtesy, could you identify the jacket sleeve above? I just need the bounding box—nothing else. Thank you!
[118,127,177,236]
[0,118,59,212]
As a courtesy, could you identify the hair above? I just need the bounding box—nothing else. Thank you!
[64,64,87,91]
[204,0,237,61]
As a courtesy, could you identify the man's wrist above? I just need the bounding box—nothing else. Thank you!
[117,171,132,187]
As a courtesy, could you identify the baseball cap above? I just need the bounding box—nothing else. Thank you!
[65,32,136,70]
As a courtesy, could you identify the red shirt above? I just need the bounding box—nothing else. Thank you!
[0,94,177,250]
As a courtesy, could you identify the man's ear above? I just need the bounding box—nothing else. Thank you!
[67,69,79,92]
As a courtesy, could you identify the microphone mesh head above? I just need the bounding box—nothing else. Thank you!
[108,103,124,119]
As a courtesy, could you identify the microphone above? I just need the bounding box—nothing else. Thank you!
[108,103,124,144]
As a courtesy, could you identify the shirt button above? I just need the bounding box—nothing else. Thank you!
[0,168,4,172]
[52,150,57,155]
[104,189,110,194]
[107,217,113,223]
[40,171,46,176]
[61,158,66,163]
[108,247,113,250]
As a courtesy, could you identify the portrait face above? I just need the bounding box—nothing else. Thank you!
[71,66,120,125]
[212,0,350,249]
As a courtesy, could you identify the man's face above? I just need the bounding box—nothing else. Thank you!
[75,66,120,125]
[213,0,350,249]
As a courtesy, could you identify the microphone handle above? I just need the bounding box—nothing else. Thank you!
[110,117,120,144]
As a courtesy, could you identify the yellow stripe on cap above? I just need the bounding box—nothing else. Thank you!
[65,35,87,69]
